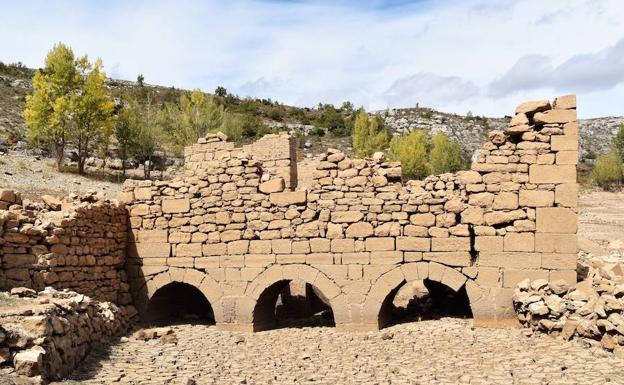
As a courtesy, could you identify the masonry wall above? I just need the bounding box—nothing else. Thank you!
[123,95,578,331]
[0,193,131,305]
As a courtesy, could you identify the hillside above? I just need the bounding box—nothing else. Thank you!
[1,65,622,160]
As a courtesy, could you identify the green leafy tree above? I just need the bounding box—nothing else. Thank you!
[24,43,79,170]
[137,74,145,87]
[352,108,390,157]
[160,90,225,155]
[215,86,227,97]
[429,132,465,174]
[132,94,162,179]
[388,130,430,180]
[614,124,624,163]
[114,99,141,177]
[73,58,116,174]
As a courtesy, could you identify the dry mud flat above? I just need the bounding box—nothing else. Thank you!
[55,319,624,385]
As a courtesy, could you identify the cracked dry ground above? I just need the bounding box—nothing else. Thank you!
[55,318,624,385]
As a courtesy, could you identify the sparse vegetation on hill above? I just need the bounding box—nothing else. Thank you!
[591,125,624,189]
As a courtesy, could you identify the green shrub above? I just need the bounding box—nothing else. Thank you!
[614,125,624,162]
[591,149,624,189]
[388,130,430,180]
[429,132,465,174]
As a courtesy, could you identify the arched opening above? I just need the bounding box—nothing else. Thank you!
[378,279,472,328]
[144,282,215,326]
[253,279,334,331]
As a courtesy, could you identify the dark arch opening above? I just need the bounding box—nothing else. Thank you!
[378,279,472,329]
[144,282,215,326]
[253,279,334,331]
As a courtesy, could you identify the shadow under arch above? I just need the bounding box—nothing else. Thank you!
[134,268,225,325]
[144,281,215,325]
[242,264,347,331]
[363,262,480,329]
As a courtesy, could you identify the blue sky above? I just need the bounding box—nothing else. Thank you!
[1,0,623,117]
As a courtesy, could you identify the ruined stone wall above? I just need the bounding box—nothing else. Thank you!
[0,193,131,305]
[124,95,578,331]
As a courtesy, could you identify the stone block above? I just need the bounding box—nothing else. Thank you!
[309,238,330,253]
[365,237,395,251]
[551,134,578,151]
[259,178,285,193]
[138,229,168,243]
[431,237,470,252]
[515,100,551,114]
[478,252,541,269]
[536,207,577,233]
[306,253,333,264]
[331,239,355,253]
[370,251,403,264]
[533,109,576,124]
[249,240,272,254]
[346,222,374,238]
[269,190,306,206]
[202,243,227,256]
[423,252,471,266]
[332,211,364,223]
[492,192,518,210]
[176,243,202,257]
[410,213,436,226]
[162,198,190,213]
[503,269,549,288]
[276,254,306,264]
[535,233,577,253]
[227,240,250,255]
[549,269,577,285]
[130,242,170,258]
[245,254,276,267]
[292,240,310,254]
[220,254,245,267]
[541,253,576,269]
[556,151,578,165]
[475,236,503,252]
[529,165,576,184]
[555,183,578,208]
[396,237,430,251]
[475,267,501,287]
[503,233,534,252]
[461,207,484,225]
[553,95,576,109]
[342,252,370,264]
[272,239,292,254]
[518,190,554,207]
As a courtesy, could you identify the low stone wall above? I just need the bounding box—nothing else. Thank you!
[0,192,131,305]
[513,254,624,353]
[123,95,579,331]
[0,287,137,383]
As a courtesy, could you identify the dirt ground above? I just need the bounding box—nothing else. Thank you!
[578,189,624,251]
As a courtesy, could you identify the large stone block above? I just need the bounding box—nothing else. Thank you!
[503,233,534,252]
[518,190,554,207]
[370,251,403,264]
[529,165,576,184]
[533,109,576,124]
[176,243,202,257]
[475,236,503,252]
[162,198,190,213]
[269,191,306,206]
[423,252,471,267]
[431,237,470,252]
[535,233,577,253]
[503,269,549,288]
[555,183,578,208]
[365,237,395,251]
[541,253,576,269]
[332,211,364,223]
[536,207,577,233]
[396,237,430,251]
[551,134,578,151]
[130,242,171,258]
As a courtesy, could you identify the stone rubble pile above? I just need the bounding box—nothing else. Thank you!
[0,190,131,304]
[514,254,624,353]
[0,287,137,383]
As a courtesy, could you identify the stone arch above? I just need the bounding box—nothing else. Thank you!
[362,262,481,329]
[138,268,225,324]
[239,264,348,331]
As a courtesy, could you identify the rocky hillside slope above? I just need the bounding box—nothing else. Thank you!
[1,71,622,159]
[381,107,623,158]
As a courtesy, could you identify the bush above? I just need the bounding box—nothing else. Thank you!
[614,125,624,162]
[388,130,430,180]
[591,149,624,189]
[429,132,465,174]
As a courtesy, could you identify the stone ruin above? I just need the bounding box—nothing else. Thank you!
[0,95,583,381]
[121,94,579,331]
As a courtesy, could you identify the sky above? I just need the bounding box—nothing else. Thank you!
[1,0,623,118]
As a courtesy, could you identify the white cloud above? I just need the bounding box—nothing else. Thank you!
[0,0,623,117]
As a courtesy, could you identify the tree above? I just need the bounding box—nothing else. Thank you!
[137,74,145,87]
[24,43,79,170]
[160,90,225,155]
[429,132,464,174]
[114,99,141,177]
[215,86,227,97]
[614,124,624,163]
[388,130,430,180]
[352,108,390,157]
[131,94,162,179]
[73,58,115,174]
